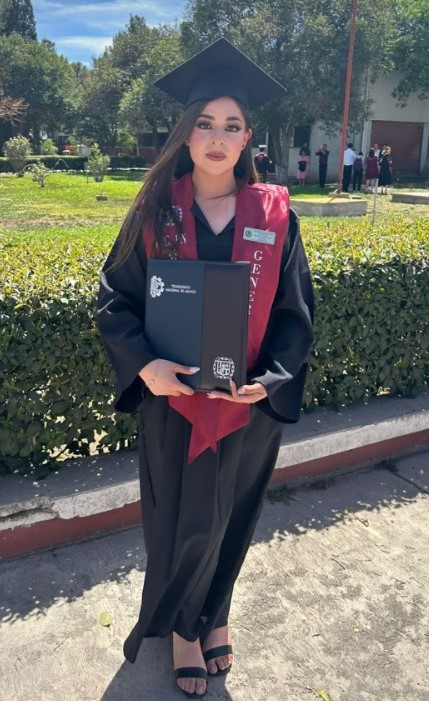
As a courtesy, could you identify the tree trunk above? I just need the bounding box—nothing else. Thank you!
[31,118,41,154]
[271,124,294,184]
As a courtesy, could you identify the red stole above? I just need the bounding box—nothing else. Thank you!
[144,173,289,462]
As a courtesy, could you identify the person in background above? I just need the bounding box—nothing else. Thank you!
[297,151,310,185]
[315,144,329,188]
[372,143,380,160]
[342,142,356,193]
[97,38,314,699]
[378,145,392,194]
[253,144,271,182]
[365,148,379,193]
[352,151,364,192]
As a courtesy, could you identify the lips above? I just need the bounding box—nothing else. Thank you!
[206,152,226,161]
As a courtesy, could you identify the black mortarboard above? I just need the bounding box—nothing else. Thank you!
[154,38,286,110]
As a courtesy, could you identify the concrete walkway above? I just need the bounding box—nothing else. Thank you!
[1,451,428,701]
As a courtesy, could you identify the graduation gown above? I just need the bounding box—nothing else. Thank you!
[97,198,314,663]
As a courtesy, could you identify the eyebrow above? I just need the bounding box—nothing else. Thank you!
[198,113,243,123]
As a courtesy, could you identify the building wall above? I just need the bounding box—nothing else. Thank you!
[287,72,429,182]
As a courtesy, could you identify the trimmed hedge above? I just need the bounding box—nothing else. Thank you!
[1,216,429,476]
[0,155,147,173]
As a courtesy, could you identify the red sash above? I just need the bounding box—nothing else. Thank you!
[144,173,289,462]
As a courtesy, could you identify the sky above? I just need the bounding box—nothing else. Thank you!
[33,0,187,65]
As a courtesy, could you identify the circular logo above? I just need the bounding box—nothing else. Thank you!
[150,275,164,298]
[213,357,235,380]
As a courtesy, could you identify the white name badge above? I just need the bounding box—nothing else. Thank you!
[243,227,276,245]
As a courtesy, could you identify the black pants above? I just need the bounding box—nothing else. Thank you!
[342,164,352,192]
[353,171,362,191]
[319,164,327,188]
[123,397,284,662]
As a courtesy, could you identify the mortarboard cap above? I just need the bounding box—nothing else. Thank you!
[154,38,286,110]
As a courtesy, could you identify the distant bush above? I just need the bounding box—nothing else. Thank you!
[110,155,147,169]
[41,138,58,155]
[88,143,110,182]
[0,154,147,172]
[0,155,88,172]
[4,135,31,175]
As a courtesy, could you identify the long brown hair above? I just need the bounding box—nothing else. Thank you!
[112,98,257,267]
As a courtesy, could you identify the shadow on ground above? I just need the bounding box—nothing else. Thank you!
[0,460,426,625]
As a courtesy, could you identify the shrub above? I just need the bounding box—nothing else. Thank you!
[88,143,110,182]
[1,216,428,476]
[41,138,58,155]
[4,135,31,175]
[0,155,147,173]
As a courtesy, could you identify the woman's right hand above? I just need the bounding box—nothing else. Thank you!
[139,359,198,397]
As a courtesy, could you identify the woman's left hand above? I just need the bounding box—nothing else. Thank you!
[207,379,267,403]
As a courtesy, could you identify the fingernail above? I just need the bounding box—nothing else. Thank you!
[237,389,245,395]
[207,394,214,399]
[190,366,200,372]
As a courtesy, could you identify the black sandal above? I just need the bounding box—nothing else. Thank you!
[174,667,208,698]
[203,645,233,676]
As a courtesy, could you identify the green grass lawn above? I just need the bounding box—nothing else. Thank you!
[0,172,143,234]
[0,173,428,242]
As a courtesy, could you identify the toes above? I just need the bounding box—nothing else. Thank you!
[196,680,207,696]
[207,659,218,675]
[177,677,207,696]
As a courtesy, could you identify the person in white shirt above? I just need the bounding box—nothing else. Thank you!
[342,143,356,192]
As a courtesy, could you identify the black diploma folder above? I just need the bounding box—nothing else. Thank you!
[145,259,249,391]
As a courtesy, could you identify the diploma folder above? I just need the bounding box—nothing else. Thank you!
[145,259,249,391]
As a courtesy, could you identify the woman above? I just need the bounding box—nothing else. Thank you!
[378,146,393,194]
[296,151,310,185]
[365,147,379,193]
[97,38,314,698]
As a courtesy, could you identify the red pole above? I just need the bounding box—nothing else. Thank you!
[336,0,359,193]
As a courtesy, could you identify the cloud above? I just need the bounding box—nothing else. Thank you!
[55,36,113,52]
[33,0,185,63]
[34,0,182,22]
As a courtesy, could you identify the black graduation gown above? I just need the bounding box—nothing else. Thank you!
[97,205,314,663]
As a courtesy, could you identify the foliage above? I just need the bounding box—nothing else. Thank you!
[0,34,77,151]
[302,216,429,409]
[118,27,184,141]
[4,134,30,173]
[88,143,111,182]
[74,62,126,147]
[28,160,50,186]
[27,159,69,186]
[0,89,28,124]
[0,228,134,478]
[77,18,184,147]
[0,0,36,40]
[0,154,147,172]
[392,0,429,103]
[40,137,58,155]
[1,174,428,476]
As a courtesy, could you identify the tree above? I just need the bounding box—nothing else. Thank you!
[119,28,184,149]
[0,34,77,150]
[0,88,28,124]
[75,63,126,147]
[392,0,429,103]
[74,15,159,147]
[0,0,36,40]
[181,0,396,181]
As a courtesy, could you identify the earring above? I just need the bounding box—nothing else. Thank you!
[242,143,246,150]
